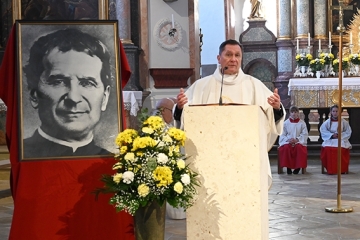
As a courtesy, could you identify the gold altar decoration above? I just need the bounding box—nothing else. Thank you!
[290,89,360,108]
[347,9,360,53]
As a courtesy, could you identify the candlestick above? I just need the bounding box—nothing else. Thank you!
[329,31,331,45]
[296,39,299,51]
[308,33,310,46]
[172,14,175,29]
[319,39,321,51]
[350,32,353,44]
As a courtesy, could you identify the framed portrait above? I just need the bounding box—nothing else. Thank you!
[16,21,122,160]
[328,0,357,36]
[12,0,108,23]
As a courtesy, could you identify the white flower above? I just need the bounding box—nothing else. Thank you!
[162,134,172,143]
[157,153,169,164]
[156,140,165,147]
[181,174,190,185]
[122,171,135,184]
[124,152,135,162]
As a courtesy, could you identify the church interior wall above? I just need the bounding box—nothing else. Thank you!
[148,0,190,69]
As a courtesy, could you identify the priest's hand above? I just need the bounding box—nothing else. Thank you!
[176,88,188,109]
[267,88,281,110]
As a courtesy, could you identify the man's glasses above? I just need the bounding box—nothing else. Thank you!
[157,107,172,113]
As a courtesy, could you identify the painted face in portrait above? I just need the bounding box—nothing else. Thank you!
[217,44,242,75]
[30,48,110,141]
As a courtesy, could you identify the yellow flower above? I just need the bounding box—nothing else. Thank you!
[177,159,185,170]
[132,136,156,151]
[167,128,186,145]
[138,184,150,197]
[112,162,122,170]
[144,116,165,131]
[174,182,183,194]
[113,173,122,184]
[115,129,138,146]
[124,152,135,162]
[142,127,154,134]
[120,146,128,154]
[153,166,173,187]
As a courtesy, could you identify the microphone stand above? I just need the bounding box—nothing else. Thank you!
[219,67,228,105]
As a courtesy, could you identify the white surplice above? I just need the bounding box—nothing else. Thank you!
[180,66,286,188]
[279,118,308,147]
[320,118,352,149]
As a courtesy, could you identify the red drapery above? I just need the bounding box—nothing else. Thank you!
[0,25,134,240]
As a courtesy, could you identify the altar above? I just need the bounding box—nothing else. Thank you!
[288,78,360,144]
[288,78,360,108]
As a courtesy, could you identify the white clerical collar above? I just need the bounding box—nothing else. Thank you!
[38,128,93,152]
[215,66,242,85]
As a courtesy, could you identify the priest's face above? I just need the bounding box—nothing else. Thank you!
[217,44,242,75]
[30,48,110,141]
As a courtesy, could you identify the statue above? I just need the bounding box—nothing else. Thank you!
[249,0,263,19]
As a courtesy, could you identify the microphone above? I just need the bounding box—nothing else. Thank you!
[219,66,228,106]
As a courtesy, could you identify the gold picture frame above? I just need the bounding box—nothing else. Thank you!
[12,0,108,23]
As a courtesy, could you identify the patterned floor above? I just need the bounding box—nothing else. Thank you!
[1,158,360,239]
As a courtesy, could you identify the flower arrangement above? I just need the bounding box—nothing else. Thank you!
[319,52,335,65]
[349,53,360,65]
[96,111,199,216]
[295,53,313,66]
[310,58,325,71]
[333,58,349,72]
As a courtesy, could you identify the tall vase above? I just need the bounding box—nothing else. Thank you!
[316,71,321,79]
[300,66,306,77]
[134,201,166,240]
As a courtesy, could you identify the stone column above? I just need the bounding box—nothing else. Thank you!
[314,0,327,52]
[109,0,142,91]
[278,0,291,40]
[276,0,293,105]
[296,0,310,39]
[116,0,133,44]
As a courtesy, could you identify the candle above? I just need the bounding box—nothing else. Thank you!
[171,14,175,29]
[329,31,331,45]
[296,39,299,51]
[319,39,321,51]
[308,33,310,46]
[350,32,353,44]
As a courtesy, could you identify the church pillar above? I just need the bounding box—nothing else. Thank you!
[275,0,293,107]
[296,0,310,40]
[278,0,291,40]
[116,0,133,44]
[313,0,327,50]
[109,0,142,91]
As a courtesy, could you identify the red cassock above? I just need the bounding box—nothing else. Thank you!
[321,147,350,174]
[0,26,134,240]
[278,144,308,169]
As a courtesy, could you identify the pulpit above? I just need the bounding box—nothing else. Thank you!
[184,105,269,240]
